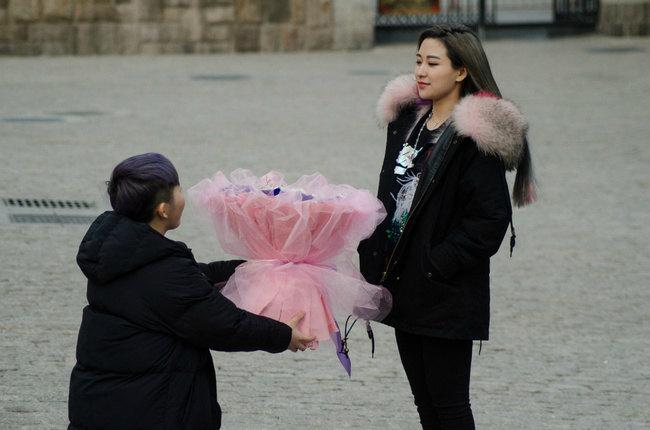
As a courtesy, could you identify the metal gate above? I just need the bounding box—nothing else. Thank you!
[376,0,599,29]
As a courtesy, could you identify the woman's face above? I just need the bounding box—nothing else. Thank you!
[414,38,465,101]
[166,186,185,230]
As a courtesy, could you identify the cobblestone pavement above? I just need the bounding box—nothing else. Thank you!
[1,35,649,429]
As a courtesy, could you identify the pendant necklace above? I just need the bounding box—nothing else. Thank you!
[394,109,433,175]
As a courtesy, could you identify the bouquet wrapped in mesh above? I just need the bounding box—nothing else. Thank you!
[189,170,392,374]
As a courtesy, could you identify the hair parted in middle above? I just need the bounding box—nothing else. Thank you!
[417,24,501,98]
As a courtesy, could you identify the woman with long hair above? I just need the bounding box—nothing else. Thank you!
[358,25,536,429]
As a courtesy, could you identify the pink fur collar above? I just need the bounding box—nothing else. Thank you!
[376,74,528,170]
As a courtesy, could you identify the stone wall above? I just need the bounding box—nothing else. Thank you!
[0,0,375,55]
[599,0,650,36]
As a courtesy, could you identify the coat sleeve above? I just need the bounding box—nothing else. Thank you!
[152,258,291,353]
[197,259,245,284]
[424,148,512,280]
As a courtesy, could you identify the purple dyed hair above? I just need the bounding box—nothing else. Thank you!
[107,153,180,223]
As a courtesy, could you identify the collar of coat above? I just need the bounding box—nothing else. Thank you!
[376,74,528,171]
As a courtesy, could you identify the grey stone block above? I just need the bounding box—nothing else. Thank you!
[41,0,74,22]
[194,40,232,53]
[204,5,235,23]
[179,7,202,42]
[75,0,119,23]
[290,0,305,24]
[27,22,73,41]
[8,0,41,22]
[8,22,28,41]
[134,0,164,22]
[40,40,71,55]
[282,25,304,51]
[332,0,374,50]
[260,23,303,52]
[263,0,291,23]
[159,41,185,53]
[305,0,333,28]
[162,6,185,21]
[164,0,193,6]
[159,22,184,41]
[75,22,120,54]
[7,39,39,54]
[259,23,283,51]
[235,0,262,23]
[203,23,230,41]
[139,41,163,54]
[118,23,140,54]
[304,26,332,50]
[233,23,259,51]
[138,22,161,42]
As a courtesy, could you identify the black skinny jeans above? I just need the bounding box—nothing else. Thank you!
[395,330,475,430]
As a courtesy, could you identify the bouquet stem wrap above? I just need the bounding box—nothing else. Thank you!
[189,170,392,374]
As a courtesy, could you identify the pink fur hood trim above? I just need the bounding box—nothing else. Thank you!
[376,74,528,170]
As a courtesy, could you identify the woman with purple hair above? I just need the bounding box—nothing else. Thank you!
[68,153,314,430]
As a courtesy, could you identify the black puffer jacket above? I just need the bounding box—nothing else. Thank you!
[69,211,291,430]
[359,75,528,340]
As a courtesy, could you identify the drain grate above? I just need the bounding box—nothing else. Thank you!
[2,117,65,123]
[1,198,99,225]
[586,46,645,54]
[3,198,95,209]
[51,111,105,117]
[9,214,96,224]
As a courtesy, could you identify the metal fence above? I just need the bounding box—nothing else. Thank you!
[376,0,599,28]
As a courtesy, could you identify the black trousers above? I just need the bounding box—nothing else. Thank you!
[395,329,475,430]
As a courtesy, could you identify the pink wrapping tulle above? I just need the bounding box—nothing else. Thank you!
[188,170,392,345]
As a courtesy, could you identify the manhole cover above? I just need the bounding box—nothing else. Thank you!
[191,74,250,81]
[349,70,391,76]
[586,46,645,54]
[51,111,105,117]
[1,198,99,225]
[2,117,65,123]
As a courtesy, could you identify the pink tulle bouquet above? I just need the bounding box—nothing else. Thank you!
[188,169,392,374]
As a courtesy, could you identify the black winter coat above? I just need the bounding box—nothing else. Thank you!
[69,211,291,430]
[359,76,528,340]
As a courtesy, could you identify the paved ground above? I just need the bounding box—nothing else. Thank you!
[1,34,649,429]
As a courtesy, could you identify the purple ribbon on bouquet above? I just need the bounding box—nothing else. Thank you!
[331,322,352,377]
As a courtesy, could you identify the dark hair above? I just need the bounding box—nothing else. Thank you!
[418,24,536,206]
[107,153,180,223]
